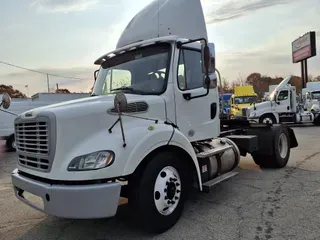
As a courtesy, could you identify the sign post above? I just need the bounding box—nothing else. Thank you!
[291,31,317,88]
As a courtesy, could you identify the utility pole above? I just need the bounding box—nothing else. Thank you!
[47,74,50,93]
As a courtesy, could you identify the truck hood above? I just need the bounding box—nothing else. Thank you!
[19,94,166,121]
[248,101,273,118]
[14,94,168,180]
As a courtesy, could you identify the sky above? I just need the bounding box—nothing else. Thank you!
[0,0,319,96]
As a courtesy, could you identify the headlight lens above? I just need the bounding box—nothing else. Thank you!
[67,150,115,171]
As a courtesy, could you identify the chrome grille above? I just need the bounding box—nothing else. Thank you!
[18,155,50,171]
[14,113,56,173]
[15,121,49,155]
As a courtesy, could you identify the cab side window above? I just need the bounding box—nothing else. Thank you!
[277,90,289,101]
[177,49,203,90]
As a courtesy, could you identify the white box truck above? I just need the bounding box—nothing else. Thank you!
[0,93,90,151]
[2,0,298,233]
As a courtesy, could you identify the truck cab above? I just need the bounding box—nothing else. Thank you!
[230,86,258,119]
[302,82,320,111]
[219,93,232,119]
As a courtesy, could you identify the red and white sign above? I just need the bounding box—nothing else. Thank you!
[293,45,311,63]
[291,32,316,63]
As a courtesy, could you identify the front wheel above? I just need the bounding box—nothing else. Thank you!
[6,134,16,152]
[259,114,276,124]
[128,151,190,233]
[252,126,290,168]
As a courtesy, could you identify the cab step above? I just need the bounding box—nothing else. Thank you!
[202,171,239,193]
[196,145,232,159]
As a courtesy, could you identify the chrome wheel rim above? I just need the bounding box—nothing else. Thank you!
[154,166,181,216]
[278,133,288,158]
[263,117,273,124]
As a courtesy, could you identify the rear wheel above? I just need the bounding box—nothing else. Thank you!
[252,126,290,168]
[312,112,320,126]
[128,151,191,233]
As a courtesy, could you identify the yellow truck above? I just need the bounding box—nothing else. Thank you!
[229,85,258,119]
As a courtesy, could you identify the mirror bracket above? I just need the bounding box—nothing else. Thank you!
[183,93,191,100]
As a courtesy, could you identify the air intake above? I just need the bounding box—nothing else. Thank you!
[108,101,149,114]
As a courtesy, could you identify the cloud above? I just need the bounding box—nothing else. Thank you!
[30,0,100,13]
[0,67,95,96]
[217,46,320,82]
[205,0,297,24]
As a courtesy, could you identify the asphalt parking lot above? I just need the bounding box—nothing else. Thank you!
[1,125,320,240]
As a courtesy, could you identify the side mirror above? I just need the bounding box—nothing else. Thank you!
[0,93,11,109]
[203,74,217,89]
[201,42,215,74]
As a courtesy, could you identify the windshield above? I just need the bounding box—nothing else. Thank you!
[222,101,230,108]
[92,43,171,96]
[234,96,258,104]
[311,91,320,100]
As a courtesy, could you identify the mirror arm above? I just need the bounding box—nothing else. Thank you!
[0,108,18,116]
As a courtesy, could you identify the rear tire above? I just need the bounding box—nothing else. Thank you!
[128,151,191,233]
[312,113,320,126]
[252,126,290,168]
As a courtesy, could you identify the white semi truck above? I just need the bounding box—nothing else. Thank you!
[302,82,320,111]
[2,0,298,234]
[246,75,320,126]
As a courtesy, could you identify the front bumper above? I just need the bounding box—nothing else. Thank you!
[11,168,121,219]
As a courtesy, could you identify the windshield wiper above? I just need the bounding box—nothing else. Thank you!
[111,87,135,92]
[111,87,148,95]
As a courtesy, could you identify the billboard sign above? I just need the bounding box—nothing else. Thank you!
[292,31,316,63]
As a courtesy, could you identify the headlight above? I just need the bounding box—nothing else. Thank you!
[249,112,256,118]
[67,150,115,171]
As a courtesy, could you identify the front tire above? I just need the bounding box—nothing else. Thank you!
[6,134,16,152]
[252,126,290,168]
[128,151,190,233]
[259,114,276,124]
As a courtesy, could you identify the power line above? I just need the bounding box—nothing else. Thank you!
[0,60,92,80]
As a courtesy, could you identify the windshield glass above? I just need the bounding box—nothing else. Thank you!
[311,91,320,100]
[234,96,258,104]
[92,43,171,96]
[222,101,230,108]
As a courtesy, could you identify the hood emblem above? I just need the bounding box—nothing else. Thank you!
[25,112,33,117]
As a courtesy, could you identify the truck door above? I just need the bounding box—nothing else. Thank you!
[174,47,219,141]
[276,90,290,113]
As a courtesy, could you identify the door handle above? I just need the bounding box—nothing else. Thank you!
[287,106,290,110]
